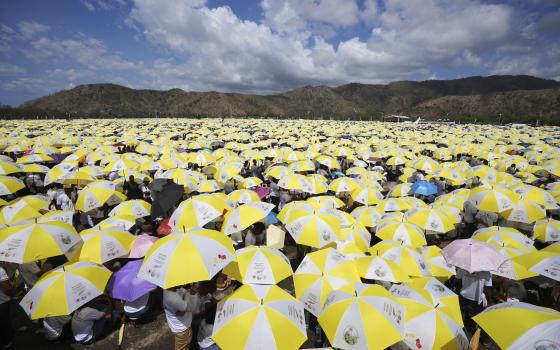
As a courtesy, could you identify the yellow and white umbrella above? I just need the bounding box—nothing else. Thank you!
[315,155,340,169]
[307,195,344,209]
[285,210,342,248]
[318,283,405,350]
[513,249,560,281]
[170,195,230,232]
[108,199,151,218]
[473,226,534,252]
[0,199,42,225]
[501,198,546,224]
[294,247,360,316]
[468,186,519,213]
[224,246,292,284]
[212,284,307,350]
[473,302,560,350]
[419,245,456,279]
[511,184,559,210]
[370,240,430,277]
[533,218,560,242]
[339,223,371,252]
[492,246,538,280]
[389,183,412,198]
[19,260,112,319]
[197,179,224,193]
[350,187,383,205]
[0,221,80,263]
[356,255,410,283]
[328,177,359,193]
[375,220,427,246]
[390,277,467,350]
[377,198,412,212]
[228,189,261,204]
[404,207,456,234]
[221,202,274,236]
[78,227,135,264]
[16,153,53,164]
[138,228,234,288]
[0,161,20,175]
[20,164,49,173]
[239,176,263,189]
[278,174,312,192]
[351,205,383,227]
[265,165,293,180]
[0,175,25,195]
[75,180,124,212]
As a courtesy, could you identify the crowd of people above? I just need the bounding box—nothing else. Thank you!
[0,119,559,350]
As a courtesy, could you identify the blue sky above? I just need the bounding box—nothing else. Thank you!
[0,0,559,105]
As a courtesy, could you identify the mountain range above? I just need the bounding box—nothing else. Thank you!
[14,75,560,123]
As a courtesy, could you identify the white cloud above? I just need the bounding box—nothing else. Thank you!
[124,0,523,93]
[0,62,26,76]
[81,0,96,12]
[17,21,50,39]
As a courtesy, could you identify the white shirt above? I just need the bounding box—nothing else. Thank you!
[43,315,72,340]
[0,267,10,304]
[124,293,150,315]
[457,269,492,306]
[197,320,215,348]
[72,307,106,343]
[57,193,74,211]
[163,288,200,333]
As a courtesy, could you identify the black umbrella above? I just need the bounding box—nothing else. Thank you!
[149,179,184,219]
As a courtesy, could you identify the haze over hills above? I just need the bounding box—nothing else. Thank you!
[16,75,560,123]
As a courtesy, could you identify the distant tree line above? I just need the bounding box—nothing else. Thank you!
[0,105,557,125]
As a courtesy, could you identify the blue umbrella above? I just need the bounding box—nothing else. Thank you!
[411,181,438,196]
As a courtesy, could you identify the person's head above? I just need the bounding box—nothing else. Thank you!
[129,175,135,182]
[252,222,266,234]
[198,281,216,296]
[507,282,527,301]
[143,178,149,185]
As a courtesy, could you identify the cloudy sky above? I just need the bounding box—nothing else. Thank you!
[0,0,559,105]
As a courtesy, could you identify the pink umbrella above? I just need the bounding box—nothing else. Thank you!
[129,234,158,258]
[254,186,270,198]
[442,238,506,273]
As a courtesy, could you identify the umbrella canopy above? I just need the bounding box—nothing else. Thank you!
[0,221,80,263]
[169,195,230,232]
[78,227,135,264]
[129,234,158,259]
[411,181,438,196]
[293,247,360,317]
[223,246,292,285]
[138,228,234,288]
[285,210,342,248]
[19,261,111,319]
[533,218,560,242]
[473,302,560,350]
[370,240,430,277]
[212,284,307,350]
[375,220,427,246]
[108,199,151,218]
[0,175,25,195]
[356,255,410,283]
[110,259,157,302]
[318,283,405,350]
[390,277,467,350]
[221,202,274,236]
[441,238,507,273]
[513,249,560,281]
[75,180,123,212]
